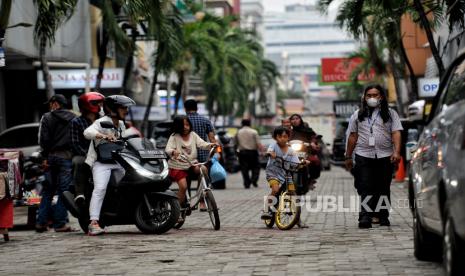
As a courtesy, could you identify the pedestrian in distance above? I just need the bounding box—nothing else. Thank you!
[36,94,76,233]
[70,92,105,212]
[345,84,403,229]
[184,99,217,163]
[234,119,263,188]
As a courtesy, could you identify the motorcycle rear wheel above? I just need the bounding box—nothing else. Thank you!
[275,192,301,230]
[135,197,180,234]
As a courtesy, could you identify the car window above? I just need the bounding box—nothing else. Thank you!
[0,126,39,148]
[438,59,465,114]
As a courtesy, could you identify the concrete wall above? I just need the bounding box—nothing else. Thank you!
[3,0,91,63]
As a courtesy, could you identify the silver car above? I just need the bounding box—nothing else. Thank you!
[409,52,465,275]
[0,123,40,156]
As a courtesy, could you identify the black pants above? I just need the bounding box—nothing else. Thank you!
[354,154,394,220]
[238,150,260,188]
[72,155,92,198]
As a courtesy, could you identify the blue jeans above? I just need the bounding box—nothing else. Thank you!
[37,155,73,229]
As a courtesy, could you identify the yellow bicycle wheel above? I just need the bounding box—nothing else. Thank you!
[275,192,301,230]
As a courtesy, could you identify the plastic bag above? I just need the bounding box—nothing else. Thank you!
[210,154,226,183]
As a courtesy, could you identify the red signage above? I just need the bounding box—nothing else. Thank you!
[320,57,376,83]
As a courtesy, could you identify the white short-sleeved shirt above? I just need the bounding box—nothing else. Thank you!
[348,108,403,159]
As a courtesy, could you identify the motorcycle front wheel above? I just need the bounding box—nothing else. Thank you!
[275,192,301,230]
[135,196,180,234]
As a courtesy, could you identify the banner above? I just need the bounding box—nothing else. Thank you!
[320,57,375,84]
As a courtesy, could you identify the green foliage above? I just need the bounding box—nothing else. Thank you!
[33,0,78,46]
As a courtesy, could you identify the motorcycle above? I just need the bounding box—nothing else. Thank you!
[289,140,312,195]
[63,121,180,234]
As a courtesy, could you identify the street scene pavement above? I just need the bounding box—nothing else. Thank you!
[2,168,442,276]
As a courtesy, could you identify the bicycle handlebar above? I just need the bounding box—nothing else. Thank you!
[177,144,219,166]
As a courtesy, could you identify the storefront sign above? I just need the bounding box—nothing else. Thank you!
[320,57,375,84]
[418,78,439,98]
[333,100,359,118]
[37,68,124,89]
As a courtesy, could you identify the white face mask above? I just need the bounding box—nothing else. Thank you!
[366,98,380,108]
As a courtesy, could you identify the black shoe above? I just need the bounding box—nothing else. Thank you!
[358,217,372,229]
[379,218,390,226]
[35,224,48,233]
[252,183,258,187]
[244,186,250,189]
[261,212,273,220]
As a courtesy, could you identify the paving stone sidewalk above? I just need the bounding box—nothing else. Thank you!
[1,167,443,275]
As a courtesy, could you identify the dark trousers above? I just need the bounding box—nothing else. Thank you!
[37,155,72,229]
[354,154,394,220]
[72,156,91,198]
[238,150,260,188]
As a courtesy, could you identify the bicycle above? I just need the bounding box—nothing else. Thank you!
[173,145,221,230]
[263,156,305,230]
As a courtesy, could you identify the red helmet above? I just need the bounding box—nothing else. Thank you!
[78,92,105,114]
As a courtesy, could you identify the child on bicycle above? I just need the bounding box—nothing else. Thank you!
[261,126,309,220]
[165,116,215,209]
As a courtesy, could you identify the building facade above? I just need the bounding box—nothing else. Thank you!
[264,4,358,115]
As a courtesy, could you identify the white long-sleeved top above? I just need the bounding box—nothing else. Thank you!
[84,116,126,167]
[165,132,211,170]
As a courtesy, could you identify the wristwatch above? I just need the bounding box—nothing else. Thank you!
[345,156,352,160]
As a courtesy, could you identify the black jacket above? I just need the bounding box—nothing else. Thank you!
[39,109,76,157]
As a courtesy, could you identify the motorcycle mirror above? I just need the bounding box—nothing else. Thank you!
[100,121,115,129]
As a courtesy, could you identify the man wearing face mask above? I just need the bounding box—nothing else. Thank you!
[345,84,403,229]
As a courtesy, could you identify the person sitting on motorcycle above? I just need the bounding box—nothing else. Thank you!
[165,116,216,213]
[289,114,321,191]
[261,127,309,221]
[70,92,105,211]
[83,95,135,236]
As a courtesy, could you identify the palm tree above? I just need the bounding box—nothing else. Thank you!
[172,12,223,115]
[318,0,422,113]
[33,0,78,99]
[89,0,140,92]
[140,0,183,136]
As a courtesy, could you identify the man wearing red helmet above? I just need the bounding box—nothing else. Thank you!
[70,92,105,210]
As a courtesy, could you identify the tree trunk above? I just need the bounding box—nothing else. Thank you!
[141,67,159,137]
[388,51,405,117]
[399,36,418,103]
[95,30,109,91]
[413,0,445,77]
[40,39,54,99]
[367,32,385,75]
[182,72,189,103]
[174,70,184,116]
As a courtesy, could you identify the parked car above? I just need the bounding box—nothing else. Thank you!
[409,52,465,275]
[332,120,349,166]
[0,123,40,157]
[151,121,173,149]
[408,100,426,122]
[316,136,331,171]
